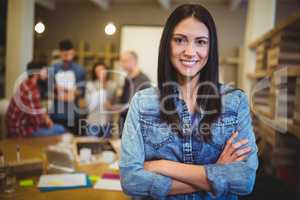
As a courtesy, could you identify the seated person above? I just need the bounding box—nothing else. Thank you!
[85,61,116,137]
[5,61,66,137]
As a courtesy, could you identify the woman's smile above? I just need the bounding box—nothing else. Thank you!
[179,59,199,68]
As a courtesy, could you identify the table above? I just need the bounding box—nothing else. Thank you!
[0,136,129,200]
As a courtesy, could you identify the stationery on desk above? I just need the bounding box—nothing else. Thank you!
[37,173,92,192]
[93,171,122,191]
[94,178,122,191]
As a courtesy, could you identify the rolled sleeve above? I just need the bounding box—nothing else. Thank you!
[119,92,172,199]
[205,164,228,198]
[150,173,172,198]
[205,91,258,198]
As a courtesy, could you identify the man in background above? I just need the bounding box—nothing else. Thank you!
[118,51,151,132]
[48,39,86,134]
[6,61,65,137]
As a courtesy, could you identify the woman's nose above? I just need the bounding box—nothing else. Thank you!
[183,43,196,58]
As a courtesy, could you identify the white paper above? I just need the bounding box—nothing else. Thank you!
[94,179,122,191]
[38,173,87,188]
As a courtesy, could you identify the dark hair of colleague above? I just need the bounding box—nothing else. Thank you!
[59,39,74,51]
[158,4,221,142]
[27,60,49,100]
[91,60,108,81]
[27,61,46,78]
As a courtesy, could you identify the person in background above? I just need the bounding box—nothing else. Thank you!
[120,4,258,199]
[37,66,49,100]
[118,51,151,132]
[48,39,86,135]
[85,61,115,137]
[5,61,65,137]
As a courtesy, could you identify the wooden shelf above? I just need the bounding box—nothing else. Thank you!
[249,11,300,191]
[247,70,269,80]
[77,41,119,68]
[252,108,300,139]
[249,10,300,49]
[273,66,300,77]
[248,66,300,81]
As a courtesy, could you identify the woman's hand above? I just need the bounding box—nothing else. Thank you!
[217,132,252,164]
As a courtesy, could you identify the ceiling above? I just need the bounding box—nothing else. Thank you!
[54,0,231,7]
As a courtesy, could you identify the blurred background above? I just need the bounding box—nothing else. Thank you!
[0,0,300,199]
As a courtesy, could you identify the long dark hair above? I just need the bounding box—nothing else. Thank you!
[91,60,107,81]
[157,4,221,142]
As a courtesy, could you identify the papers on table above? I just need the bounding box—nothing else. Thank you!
[37,173,91,191]
[93,179,122,191]
[94,171,121,191]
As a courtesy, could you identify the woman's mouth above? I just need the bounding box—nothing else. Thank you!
[180,59,199,67]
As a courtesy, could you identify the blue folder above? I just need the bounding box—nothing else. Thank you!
[39,174,92,192]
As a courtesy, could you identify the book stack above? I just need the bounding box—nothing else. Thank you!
[293,76,300,127]
[268,28,300,71]
[253,83,272,116]
[275,76,297,123]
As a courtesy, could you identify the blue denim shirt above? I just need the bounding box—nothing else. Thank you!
[120,85,258,200]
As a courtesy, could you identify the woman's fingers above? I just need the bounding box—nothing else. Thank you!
[217,131,253,164]
[223,132,238,153]
[233,147,252,158]
[232,139,248,149]
[235,148,252,162]
[225,132,248,156]
[226,132,238,146]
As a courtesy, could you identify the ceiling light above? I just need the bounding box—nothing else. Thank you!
[35,21,45,34]
[105,23,116,35]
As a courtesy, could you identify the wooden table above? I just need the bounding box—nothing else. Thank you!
[0,136,129,200]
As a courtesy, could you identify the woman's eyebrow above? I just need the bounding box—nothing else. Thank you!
[195,36,209,40]
[173,33,187,38]
[173,34,208,40]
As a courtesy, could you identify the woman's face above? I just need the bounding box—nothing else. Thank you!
[170,17,209,79]
[95,65,107,81]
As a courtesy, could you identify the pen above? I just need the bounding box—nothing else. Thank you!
[16,144,21,162]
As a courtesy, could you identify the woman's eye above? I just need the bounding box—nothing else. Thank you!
[196,40,208,46]
[173,37,186,44]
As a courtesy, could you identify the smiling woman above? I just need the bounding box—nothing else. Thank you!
[119,3,258,200]
[171,17,209,79]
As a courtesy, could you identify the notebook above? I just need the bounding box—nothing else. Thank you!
[93,179,122,191]
[93,172,122,191]
[37,173,92,192]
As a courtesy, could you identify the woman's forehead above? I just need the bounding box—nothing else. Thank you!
[173,17,209,37]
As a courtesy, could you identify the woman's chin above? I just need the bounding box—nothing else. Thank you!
[176,71,200,81]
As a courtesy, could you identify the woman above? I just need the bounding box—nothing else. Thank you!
[120,4,258,200]
[85,61,114,137]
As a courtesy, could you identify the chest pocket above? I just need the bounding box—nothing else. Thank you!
[211,113,238,149]
[139,117,175,150]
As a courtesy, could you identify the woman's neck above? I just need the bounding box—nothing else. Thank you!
[177,75,199,113]
[96,79,106,87]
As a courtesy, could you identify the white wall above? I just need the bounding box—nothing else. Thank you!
[120,26,163,84]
